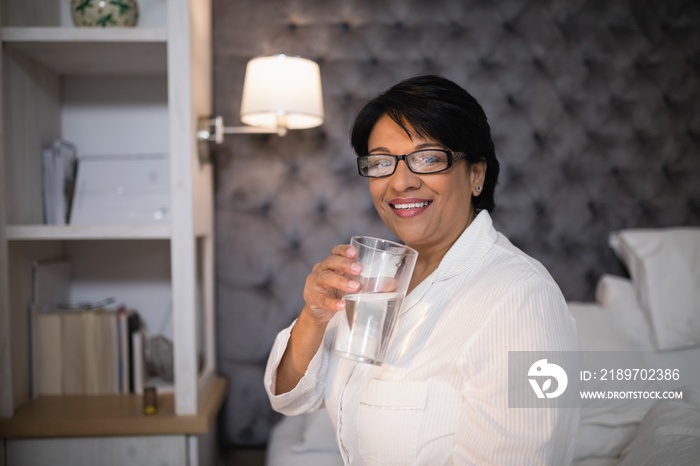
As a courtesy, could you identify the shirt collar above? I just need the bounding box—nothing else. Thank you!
[430,209,497,282]
[401,210,497,313]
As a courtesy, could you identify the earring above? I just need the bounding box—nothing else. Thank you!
[475,186,482,193]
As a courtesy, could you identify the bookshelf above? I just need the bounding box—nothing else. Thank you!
[1,27,167,75]
[0,0,223,464]
[5,224,172,240]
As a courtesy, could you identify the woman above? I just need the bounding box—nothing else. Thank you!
[264,75,580,465]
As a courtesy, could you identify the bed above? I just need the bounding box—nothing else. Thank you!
[266,227,700,466]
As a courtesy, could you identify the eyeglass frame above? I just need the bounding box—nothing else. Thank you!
[356,149,467,178]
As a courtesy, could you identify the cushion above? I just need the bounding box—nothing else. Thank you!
[568,302,656,426]
[568,302,645,351]
[594,274,654,350]
[609,228,700,350]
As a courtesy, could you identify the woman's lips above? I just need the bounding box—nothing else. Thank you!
[389,199,432,218]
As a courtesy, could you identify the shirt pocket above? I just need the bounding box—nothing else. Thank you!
[357,379,427,465]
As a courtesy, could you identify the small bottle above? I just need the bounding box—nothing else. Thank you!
[143,386,158,415]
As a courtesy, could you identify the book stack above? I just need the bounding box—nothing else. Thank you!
[33,307,146,396]
[29,258,150,397]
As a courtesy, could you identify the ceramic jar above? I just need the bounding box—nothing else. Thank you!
[70,0,139,27]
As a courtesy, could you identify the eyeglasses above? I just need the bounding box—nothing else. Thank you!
[357,149,466,178]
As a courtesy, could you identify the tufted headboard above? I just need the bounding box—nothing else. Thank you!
[213,0,700,446]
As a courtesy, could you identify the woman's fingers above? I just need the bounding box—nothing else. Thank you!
[302,244,363,322]
[315,268,360,294]
[326,244,360,273]
[331,243,357,260]
[303,269,359,311]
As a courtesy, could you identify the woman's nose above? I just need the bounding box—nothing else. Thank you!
[389,159,422,191]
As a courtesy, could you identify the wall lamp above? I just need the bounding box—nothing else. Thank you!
[197,54,324,162]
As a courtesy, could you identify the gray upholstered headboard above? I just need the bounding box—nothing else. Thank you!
[212,0,700,446]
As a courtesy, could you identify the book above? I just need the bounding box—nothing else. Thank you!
[97,310,121,395]
[83,311,100,395]
[61,311,87,395]
[43,308,120,396]
[126,311,143,394]
[29,258,71,398]
[83,310,120,395]
[116,307,129,394]
[35,313,63,396]
[132,330,146,395]
[117,307,143,394]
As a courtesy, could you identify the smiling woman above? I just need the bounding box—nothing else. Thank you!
[264,75,581,465]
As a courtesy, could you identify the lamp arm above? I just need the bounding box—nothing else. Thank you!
[196,114,289,163]
[221,114,287,136]
[222,126,278,135]
[197,116,286,142]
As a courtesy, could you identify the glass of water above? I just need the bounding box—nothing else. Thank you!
[334,236,418,365]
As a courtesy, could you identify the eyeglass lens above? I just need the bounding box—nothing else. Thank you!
[359,150,453,177]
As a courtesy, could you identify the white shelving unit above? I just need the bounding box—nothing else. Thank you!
[1,26,167,75]
[0,1,223,464]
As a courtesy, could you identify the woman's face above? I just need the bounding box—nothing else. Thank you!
[367,113,485,253]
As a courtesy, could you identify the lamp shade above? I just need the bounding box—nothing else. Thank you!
[240,55,324,130]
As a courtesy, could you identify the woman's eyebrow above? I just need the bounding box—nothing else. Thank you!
[368,143,443,154]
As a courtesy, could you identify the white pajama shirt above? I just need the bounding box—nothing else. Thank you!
[265,211,580,465]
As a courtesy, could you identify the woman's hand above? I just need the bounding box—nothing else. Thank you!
[275,243,363,394]
[301,243,363,324]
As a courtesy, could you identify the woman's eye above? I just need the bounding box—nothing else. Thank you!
[416,153,445,165]
[370,158,393,169]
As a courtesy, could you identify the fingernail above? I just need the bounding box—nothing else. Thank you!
[336,300,346,310]
[346,246,357,257]
[351,263,362,273]
[348,280,360,290]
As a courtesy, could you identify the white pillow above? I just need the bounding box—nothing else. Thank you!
[568,303,657,426]
[568,302,644,351]
[594,275,654,350]
[291,409,339,453]
[609,228,700,350]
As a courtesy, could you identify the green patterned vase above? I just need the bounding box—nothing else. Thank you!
[70,0,139,28]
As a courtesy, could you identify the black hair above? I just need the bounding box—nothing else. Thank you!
[350,74,499,212]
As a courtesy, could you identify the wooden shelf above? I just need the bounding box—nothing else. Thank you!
[1,27,167,75]
[0,376,227,438]
[6,224,171,240]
